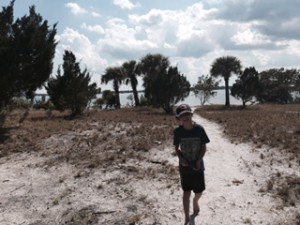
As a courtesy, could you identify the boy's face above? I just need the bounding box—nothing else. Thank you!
[178,113,192,124]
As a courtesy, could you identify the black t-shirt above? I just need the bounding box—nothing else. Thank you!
[173,123,210,173]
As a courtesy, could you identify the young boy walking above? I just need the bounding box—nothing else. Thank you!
[173,104,210,225]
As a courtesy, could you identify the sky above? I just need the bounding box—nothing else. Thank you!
[2,0,300,92]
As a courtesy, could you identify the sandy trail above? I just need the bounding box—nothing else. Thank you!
[0,114,299,225]
[191,114,299,225]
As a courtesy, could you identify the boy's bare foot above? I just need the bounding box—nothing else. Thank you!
[193,209,199,216]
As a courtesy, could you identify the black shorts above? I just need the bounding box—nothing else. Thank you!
[180,170,205,193]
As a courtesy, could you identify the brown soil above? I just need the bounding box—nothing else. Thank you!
[0,105,299,225]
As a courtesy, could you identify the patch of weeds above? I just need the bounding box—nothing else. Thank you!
[127,215,142,225]
[60,206,99,225]
[52,188,72,206]
[138,194,148,202]
[96,183,103,190]
[262,173,300,207]
[242,218,252,224]
[266,179,274,191]
[195,104,300,156]
[296,212,300,225]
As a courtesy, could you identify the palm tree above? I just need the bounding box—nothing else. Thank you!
[139,53,170,103]
[122,60,140,106]
[231,67,259,108]
[210,56,242,107]
[101,66,124,109]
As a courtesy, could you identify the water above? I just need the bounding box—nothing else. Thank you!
[119,89,243,107]
[34,89,243,107]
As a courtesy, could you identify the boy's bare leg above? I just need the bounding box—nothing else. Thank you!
[183,191,191,224]
[193,192,202,215]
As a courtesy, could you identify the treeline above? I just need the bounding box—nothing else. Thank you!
[192,57,300,107]
[1,1,299,117]
[0,1,190,115]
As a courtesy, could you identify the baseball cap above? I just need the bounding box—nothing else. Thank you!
[176,104,192,118]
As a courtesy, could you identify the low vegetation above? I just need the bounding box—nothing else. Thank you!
[0,107,180,224]
[0,108,177,166]
[195,104,300,155]
[195,104,300,220]
[0,105,299,224]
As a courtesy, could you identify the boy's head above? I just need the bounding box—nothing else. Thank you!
[175,104,192,118]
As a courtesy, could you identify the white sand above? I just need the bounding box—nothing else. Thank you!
[0,114,299,225]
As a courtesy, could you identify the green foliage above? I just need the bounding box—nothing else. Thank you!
[101,90,117,109]
[191,75,219,105]
[210,56,242,107]
[94,98,104,109]
[256,68,300,104]
[158,66,190,113]
[0,1,14,108]
[8,97,31,110]
[32,95,54,110]
[101,66,124,109]
[231,67,260,107]
[46,50,100,116]
[140,54,169,100]
[126,94,134,107]
[122,60,140,106]
[139,54,190,113]
[138,95,149,106]
[0,1,57,108]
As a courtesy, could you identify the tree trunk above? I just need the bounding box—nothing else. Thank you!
[115,89,121,109]
[242,100,246,108]
[225,77,230,107]
[113,80,121,109]
[131,82,140,106]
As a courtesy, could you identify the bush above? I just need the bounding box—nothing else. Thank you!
[8,97,31,110]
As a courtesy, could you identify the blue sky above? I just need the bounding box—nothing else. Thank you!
[2,0,300,91]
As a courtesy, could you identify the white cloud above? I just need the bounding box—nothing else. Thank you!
[130,9,180,53]
[65,3,87,15]
[251,51,272,67]
[129,9,166,26]
[98,18,157,59]
[231,29,271,46]
[286,40,300,57]
[91,12,101,18]
[129,3,219,58]
[113,0,141,10]
[58,0,300,85]
[81,23,105,35]
[56,28,108,83]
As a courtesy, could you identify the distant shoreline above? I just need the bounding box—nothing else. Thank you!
[35,87,227,96]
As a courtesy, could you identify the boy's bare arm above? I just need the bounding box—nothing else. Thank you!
[194,144,206,170]
[175,146,189,167]
[199,144,207,159]
[175,146,182,157]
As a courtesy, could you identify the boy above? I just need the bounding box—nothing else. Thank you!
[173,104,210,225]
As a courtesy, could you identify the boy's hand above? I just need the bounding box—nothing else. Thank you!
[179,157,189,167]
[193,160,202,171]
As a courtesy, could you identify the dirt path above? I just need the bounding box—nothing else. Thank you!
[0,114,299,225]
[191,114,299,225]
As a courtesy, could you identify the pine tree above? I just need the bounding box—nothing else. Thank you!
[0,1,57,107]
[46,50,100,116]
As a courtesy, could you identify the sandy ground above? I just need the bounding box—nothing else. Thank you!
[0,114,299,225]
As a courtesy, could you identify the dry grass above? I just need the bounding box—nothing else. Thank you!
[0,107,181,224]
[195,104,300,214]
[0,107,177,172]
[1,104,299,171]
[194,104,300,157]
[1,105,300,224]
